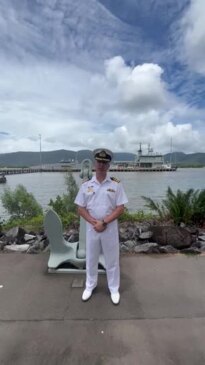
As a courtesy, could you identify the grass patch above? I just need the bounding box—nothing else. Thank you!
[119,210,155,222]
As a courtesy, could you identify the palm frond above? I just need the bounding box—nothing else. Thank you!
[141,196,165,218]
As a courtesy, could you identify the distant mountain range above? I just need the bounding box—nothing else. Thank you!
[0,150,205,167]
[164,152,205,166]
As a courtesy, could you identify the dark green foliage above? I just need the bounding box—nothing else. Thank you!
[1,184,42,219]
[64,172,79,212]
[2,215,44,232]
[0,218,4,232]
[142,187,205,225]
[49,195,66,216]
[141,196,166,219]
[162,187,194,225]
[60,212,79,229]
[0,172,79,230]
[49,172,78,218]
[191,189,205,225]
[119,209,154,222]
[2,212,79,232]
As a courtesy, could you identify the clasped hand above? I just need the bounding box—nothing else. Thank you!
[90,218,106,232]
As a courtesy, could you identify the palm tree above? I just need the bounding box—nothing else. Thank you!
[142,187,205,225]
[141,196,167,220]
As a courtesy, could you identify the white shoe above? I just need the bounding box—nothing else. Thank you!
[82,289,93,302]
[111,292,120,305]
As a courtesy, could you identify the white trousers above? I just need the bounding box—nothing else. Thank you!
[85,221,120,294]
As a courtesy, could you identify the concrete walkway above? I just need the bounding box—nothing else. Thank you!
[0,253,205,365]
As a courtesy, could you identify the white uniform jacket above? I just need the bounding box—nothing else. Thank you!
[75,175,128,224]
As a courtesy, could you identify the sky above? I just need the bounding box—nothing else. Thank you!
[0,0,205,154]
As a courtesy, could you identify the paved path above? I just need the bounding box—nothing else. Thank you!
[0,253,205,364]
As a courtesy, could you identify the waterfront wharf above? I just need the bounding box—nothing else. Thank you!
[0,166,177,175]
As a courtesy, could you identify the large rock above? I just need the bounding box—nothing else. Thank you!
[64,228,79,243]
[158,245,179,254]
[122,240,136,250]
[5,226,25,244]
[134,242,160,254]
[4,244,30,253]
[119,222,152,242]
[24,234,36,242]
[180,247,201,255]
[198,235,205,242]
[139,231,153,240]
[0,240,6,251]
[119,223,139,242]
[120,244,130,253]
[150,226,192,249]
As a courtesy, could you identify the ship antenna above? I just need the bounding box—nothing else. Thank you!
[148,143,150,153]
[170,138,173,165]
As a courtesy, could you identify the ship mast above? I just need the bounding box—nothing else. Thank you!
[138,142,142,156]
[170,138,173,165]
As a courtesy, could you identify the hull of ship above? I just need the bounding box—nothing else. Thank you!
[133,167,177,172]
[110,167,177,172]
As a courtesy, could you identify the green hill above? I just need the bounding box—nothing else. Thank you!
[0,150,205,167]
[164,152,205,167]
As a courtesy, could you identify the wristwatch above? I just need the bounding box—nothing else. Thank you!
[102,219,107,227]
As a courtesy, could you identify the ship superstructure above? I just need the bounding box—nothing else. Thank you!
[134,143,176,171]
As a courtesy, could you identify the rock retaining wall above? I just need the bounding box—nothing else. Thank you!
[1,222,205,255]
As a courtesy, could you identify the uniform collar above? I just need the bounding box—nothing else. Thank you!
[91,175,110,184]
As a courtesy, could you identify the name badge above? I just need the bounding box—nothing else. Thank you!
[87,186,94,193]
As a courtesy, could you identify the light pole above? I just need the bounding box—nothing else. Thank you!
[39,134,42,171]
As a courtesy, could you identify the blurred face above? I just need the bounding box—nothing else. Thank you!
[95,160,110,174]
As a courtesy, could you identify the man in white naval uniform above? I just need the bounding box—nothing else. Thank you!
[75,148,128,305]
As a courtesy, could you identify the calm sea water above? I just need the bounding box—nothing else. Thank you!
[0,168,205,219]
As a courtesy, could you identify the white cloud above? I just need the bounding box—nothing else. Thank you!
[0,0,205,158]
[105,56,170,111]
[0,55,204,154]
[181,0,205,74]
[153,122,202,153]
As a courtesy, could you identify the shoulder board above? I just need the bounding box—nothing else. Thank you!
[110,176,120,183]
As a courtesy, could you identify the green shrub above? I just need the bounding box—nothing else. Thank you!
[0,217,4,232]
[142,187,205,225]
[2,212,79,232]
[49,172,78,216]
[1,184,42,220]
[191,189,205,225]
[22,215,44,232]
[49,195,66,217]
[65,172,79,212]
[60,212,79,229]
[141,196,167,220]
[2,214,44,233]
